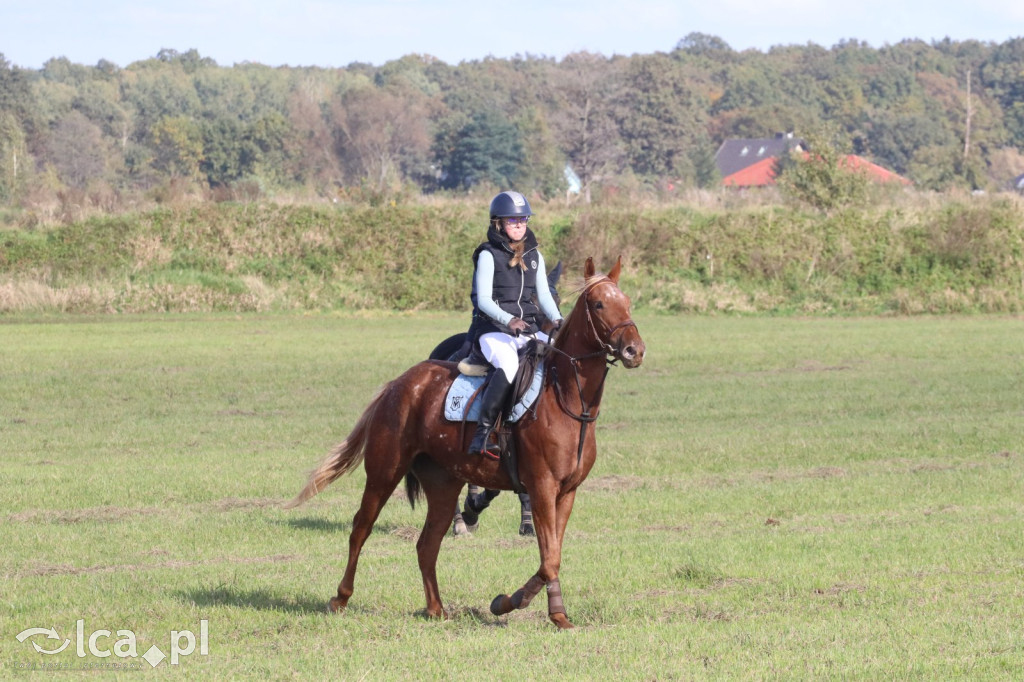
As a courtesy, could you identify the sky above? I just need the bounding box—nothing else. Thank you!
[2,0,1023,70]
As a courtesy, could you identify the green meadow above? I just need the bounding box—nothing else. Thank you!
[2,312,1022,679]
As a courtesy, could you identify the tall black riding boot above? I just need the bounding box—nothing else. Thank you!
[467,371,512,458]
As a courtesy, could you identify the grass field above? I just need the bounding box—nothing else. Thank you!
[2,312,1023,679]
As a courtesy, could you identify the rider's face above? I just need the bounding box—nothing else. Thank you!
[503,217,528,241]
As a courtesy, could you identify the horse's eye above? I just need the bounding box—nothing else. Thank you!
[594,301,603,310]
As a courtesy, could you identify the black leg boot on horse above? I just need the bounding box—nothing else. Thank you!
[467,371,511,460]
[461,486,501,530]
[518,493,534,536]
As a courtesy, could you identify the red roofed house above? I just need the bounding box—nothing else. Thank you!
[721,155,781,187]
[715,132,910,187]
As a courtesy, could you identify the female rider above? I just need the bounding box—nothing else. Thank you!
[468,190,562,458]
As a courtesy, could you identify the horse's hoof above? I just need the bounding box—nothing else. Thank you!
[550,613,574,630]
[452,519,470,536]
[519,522,535,537]
[490,594,513,616]
[327,597,347,614]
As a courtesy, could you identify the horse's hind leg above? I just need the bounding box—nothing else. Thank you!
[451,498,469,536]
[459,484,482,530]
[461,485,500,530]
[518,492,534,536]
[330,469,405,613]
[451,484,470,536]
[412,460,463,619]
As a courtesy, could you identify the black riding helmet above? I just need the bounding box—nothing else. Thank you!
[489,191,532,219]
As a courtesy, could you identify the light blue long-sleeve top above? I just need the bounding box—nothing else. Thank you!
[474,250,562,327]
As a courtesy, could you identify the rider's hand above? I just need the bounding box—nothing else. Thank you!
[508,317,529,336]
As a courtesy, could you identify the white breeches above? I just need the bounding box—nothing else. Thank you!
[479,331,550,383]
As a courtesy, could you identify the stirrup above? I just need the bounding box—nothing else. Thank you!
[468,430,501,460]
[477,437,501,461]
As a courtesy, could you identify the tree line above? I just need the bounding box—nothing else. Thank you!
[1,33,1023,212]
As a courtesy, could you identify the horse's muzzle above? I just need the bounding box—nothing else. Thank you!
[617,331,645,369]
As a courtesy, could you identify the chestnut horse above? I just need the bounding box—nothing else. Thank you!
[285,257,645,629]
[429,260,563,537]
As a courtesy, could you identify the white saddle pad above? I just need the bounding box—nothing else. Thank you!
[443,362,546,423]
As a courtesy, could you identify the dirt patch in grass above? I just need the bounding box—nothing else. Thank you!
[18,553,296,578]
[6,505,164,524]
[657,602,734,623]
[390,525,420,542]
[793,360,855,373]
[491,536,538,550]
[813,582,868,608]
[7,497,287,524]
[813,582,866,597]
[644,524,695,533]
[750,466,848,484]
[586,474,643,492]
[205,496,282,512]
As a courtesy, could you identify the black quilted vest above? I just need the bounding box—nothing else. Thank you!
[471,224,541,335]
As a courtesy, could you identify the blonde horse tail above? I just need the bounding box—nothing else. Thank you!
[283,384,389,509]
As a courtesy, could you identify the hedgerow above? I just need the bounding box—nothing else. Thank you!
[2,196,1022,314]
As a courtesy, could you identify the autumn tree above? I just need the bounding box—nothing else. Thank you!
[335,84,432,192]
[615,54,710,184]
[41,111,111,189]
[551,52,623,202]
[149,115,203,180]
[0,111,28,202]
[433,108,523,190]
[286,74,344,192]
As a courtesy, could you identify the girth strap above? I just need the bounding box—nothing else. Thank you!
[498,430,527,495]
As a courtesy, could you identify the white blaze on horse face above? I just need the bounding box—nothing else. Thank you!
[588,279,643,368]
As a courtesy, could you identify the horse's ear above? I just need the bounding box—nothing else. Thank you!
[548,260,563,287]
[584,257,595,279]
[607,256,622,284]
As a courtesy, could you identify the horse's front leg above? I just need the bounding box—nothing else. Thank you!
[546,488,577,629]
[490,483,576,629]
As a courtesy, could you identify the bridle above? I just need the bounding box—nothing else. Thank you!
[540,278,638,466]
[581,280,638,362]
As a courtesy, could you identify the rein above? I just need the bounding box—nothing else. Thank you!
[540,279,637,466]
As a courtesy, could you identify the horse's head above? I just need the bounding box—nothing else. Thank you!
[565,257,645,368]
